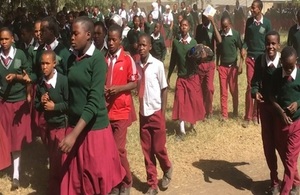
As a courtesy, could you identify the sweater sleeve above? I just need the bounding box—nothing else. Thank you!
[242,19,250,49]
[81,54,107,124]
[251,55,262,98]
[167,41,177,79]
[287,26,294,46]
[54,75,69,112]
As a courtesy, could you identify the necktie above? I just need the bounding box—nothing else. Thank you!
[138,62,150,98]
[106,55,117,88]
[1,56,10,66]
[181,39,188,45]
[46,44,52,50]
[268,63,275,69]
[255,21,261,26]
[76,54,87,62]
[285,75,293,82]
[43,80,52,89]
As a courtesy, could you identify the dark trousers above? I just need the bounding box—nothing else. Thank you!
[111,120,132,187]
[139,110,172,189]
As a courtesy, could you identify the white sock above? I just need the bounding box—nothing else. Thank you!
[180,121,186,134]
[12,152,20,180]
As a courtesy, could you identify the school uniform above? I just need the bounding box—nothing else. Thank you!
[147,21,155,35]
[137,54,172,190]
[63,43,125,195]
[150,33,167,61]
[251,52,281,189]
[195,22,216,117]
[287,24,300,64]
[168,36,205,124]
[0,46,32,152]
[127,28,142,56]
[217,28,242,118]
[243,15,272,121]
[105,47,137,188]
[0,121,11,170]
[185,13,195,37]
[35,39,71,76]
[271,67,300,195]
[35,70,68,195]
[162,12,173,47]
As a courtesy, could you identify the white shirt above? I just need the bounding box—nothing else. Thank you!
[43,69,57,88]
[266,52,280,68]
[221,28,233,36]
[72,42,96,57]
[24,38,35,49]
[163,12,173,25]
[253,15,264,24]
[119,9,128,20]
[44,39,59,50]
[137,54,168,116]
[122,26,131,39]
[0,46,16,69]
[179,35,192,44]
[282,67,297,80]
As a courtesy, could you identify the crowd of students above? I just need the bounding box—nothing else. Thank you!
[0,0,300,195]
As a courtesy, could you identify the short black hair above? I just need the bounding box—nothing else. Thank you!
[253,0,263,10]
[265,30,280,44]
[108,24,123,39]
[0,27,13,36]
[42,50,56,62]
[94,21,107,35]
[139,33,151,44]
[221,16,232,24]
[20,22,34,33]
[41,16,60,38]
[281,46,297,61]
[73,16,94,38]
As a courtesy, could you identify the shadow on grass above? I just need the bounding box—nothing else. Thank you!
[132,172,148,193]
[193,159,253,191]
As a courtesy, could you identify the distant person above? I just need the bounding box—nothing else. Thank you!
[287,9,300,64]
[150,22,167,61]
[234,0,246,37]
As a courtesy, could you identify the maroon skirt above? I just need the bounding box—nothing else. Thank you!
[0,121,11,170]
[0,100,32,152]
[60,125,126,195]
[172,75,205,124]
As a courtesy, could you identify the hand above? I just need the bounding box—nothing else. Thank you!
[22,70,31,83]
[287,102,298,115]
[207,15,214,23]
[255,92,264,103]
[59,132,77,153]
[216,65,219,72]
[44,100,55,111]
[41,92,50,103]
[5,73,16,83]
[167,78,171,88]
[27,94,32,103]
[241,49,247,59]
[281,112,293,125]
[238,65,243,75]
[107,85,122,96]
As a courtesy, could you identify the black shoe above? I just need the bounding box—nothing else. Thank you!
[144,187,158,195]
[108,187,120,195]
[162,166,173,189]
[120,186,130,195]
[11,178,20,191]
[290,186,300,195]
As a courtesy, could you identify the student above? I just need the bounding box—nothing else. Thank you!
[0,27,32,190]
[251,31,281,195]
[216,17,243,120]
[270,46,300,195]
[195,13,222,119]
[127,15,143,62]
[173,14,184,40]
[137,33,173,195]
[16,22,35,58]
[94,21,108,56]
[167,19,205,135]
[162,5,174,48]
[147,13,155,35]
[242,0,272,128]
[36,16,71,76]
[34,50,68,195]
[59,16,125,195]
[287,9,300,64]
[150,22,167,62]
[105,24,138,195]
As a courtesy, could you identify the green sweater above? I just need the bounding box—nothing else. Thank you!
[195,23,216,52]
[251,53,281,101]
[217,29,242,64]
[168,38,197,78]
[67,48,109,130]
[35,73,68,128]
[272,68,300,121]
[150,34,167,61]
[36,42,71,76]
[0,48,31,102]
[243,16,272,59]
[287,24,300,64]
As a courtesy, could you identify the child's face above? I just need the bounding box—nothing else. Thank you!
[134,17,140,29]
[282,55,297,75]
[221,19,231,34]
[180,20,190,35]
[41,54,56,78]
[138,36,151,59]
[148,14,153,22]
[265,35,280,59]
[154,23,160,34]
[0,30,14,51]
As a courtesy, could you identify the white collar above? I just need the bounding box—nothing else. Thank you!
[253,15,263,24]
[151,33,160,40]
[100,36,108,51]
[1,46,15,59]
[266,52,280,68]
[43,69,58,88]
[179,34,192,44]
[33,42,40,51]
[204,22,211,29]
[297,24,300,30]
[138,54,154,68]
[72,42,96,57]
[25,38,35,49]
[44,39,59,50]
[282,67,297,80]
[221,28,233,36]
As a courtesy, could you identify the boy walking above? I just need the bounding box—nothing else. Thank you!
[137,33,173,195]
